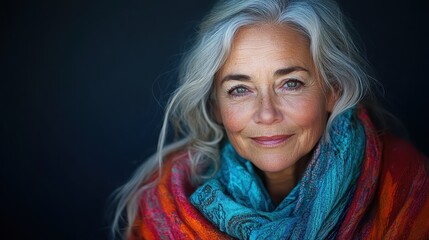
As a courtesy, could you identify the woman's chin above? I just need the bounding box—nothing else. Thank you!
[249,157,297,175]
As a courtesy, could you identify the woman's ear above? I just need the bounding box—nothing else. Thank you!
[326,86,339,113]
[212,99,223,124]
[210,81,222,125]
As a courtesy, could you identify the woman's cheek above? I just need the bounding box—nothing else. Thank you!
[286,95,326,129]
[221,103,252,132]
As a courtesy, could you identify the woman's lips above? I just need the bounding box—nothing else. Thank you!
[250,135,291,147]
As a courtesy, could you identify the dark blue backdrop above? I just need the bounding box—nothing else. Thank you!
[1,0,428,239]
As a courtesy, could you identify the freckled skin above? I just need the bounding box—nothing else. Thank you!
[214,24,336,201]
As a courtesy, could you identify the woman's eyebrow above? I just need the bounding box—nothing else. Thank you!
[220,74,251,84]
[220,66,309,84]
[274,66,309,77]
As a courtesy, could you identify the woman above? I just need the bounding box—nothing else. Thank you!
[113,0,429,239]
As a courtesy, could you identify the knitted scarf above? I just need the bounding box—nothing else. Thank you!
[130,107,429,239]
[189,108,364,239]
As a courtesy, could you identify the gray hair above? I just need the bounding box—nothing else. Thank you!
[111,0,380,238]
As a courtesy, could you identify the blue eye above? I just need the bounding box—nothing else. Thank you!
[283,79,303,90]
[227,85,250,97]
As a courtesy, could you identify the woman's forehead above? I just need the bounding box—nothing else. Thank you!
[217,24,314,78]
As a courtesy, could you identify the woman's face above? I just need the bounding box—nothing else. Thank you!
[214,24,336,176]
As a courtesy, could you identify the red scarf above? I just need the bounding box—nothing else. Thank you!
[338,110,429,238]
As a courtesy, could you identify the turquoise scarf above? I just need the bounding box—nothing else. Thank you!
[190,108,365,239]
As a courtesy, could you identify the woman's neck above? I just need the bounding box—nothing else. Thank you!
[260,156,310,205]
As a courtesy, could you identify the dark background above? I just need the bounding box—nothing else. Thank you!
[1,0,428,239]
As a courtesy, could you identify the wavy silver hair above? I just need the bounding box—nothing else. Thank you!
[111,0,381,238]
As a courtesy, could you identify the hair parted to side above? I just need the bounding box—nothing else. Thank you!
[111,0,382,238]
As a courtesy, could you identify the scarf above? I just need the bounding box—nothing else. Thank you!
[189,108,365,239]
[129,152,231,240]
[130,107,429,239]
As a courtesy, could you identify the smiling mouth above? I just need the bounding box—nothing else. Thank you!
[250,135,292,147]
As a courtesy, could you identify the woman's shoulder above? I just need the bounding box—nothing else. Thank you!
[339,133,429,238]
[130,149,230,239]
[370,133,429,238]
[382,133,429,171]
[142,149,194,197]
[380,133,428,201]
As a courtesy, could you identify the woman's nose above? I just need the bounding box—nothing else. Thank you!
[253,93,283,125]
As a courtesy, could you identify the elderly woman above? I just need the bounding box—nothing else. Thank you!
[113,0,429,239]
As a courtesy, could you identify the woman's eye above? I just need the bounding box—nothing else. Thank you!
[282,79,303,90]
[227,86,249,97]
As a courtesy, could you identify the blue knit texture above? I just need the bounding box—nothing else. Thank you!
[189,108,365,239]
